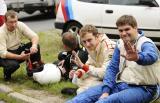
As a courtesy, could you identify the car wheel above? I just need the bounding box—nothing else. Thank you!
[63,22,82,34]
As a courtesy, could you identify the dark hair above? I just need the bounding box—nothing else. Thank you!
[5,10,18,21]
[79,25,98,38]
[62,32,78,49]
[116,15,137,28]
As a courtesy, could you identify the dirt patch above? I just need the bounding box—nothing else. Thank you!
[22,89,66,103]
[0,101,5,103]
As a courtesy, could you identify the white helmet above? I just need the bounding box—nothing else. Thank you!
[33,63,61,84]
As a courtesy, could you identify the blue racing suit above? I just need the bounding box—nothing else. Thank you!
[66,33,160,103]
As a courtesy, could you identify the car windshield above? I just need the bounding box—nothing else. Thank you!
[108,0,158,7]
[109,0,139,5]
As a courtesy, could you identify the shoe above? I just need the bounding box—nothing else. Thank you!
[3,69,11,81]
[61,87,77,95]
[4,74,11,81]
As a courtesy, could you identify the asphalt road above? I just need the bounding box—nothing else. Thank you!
[18,11,56,32]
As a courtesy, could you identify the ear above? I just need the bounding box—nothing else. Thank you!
[4,17,7,23]
[133,26,138,30]
[95,34,99,39]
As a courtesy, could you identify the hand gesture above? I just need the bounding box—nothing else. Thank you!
[30,45,38,54]
[121,39,139,61]
[71,51,84,68]
[19,51,30,60]
[69,69,76,79]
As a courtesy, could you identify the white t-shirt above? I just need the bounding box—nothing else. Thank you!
[0,0,7,15]
[0,21,38,58]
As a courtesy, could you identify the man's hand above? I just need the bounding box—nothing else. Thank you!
[121,39,139,61]
[71,51,84,68]
[74,69,85,78]
[30,45,38,54]
[99,93,109,99]
[18,51,30,60]
[69,69,76,79]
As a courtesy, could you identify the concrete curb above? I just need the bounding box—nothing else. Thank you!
[0,84,13,93]
[8,92,42,103]
[0,84,42,103]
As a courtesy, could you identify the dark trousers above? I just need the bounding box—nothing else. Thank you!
[0,42,41,78]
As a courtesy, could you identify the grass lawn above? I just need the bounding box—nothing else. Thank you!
[0,93,22,103]
[0,29,76,102]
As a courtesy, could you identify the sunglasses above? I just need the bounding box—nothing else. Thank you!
[118,27,131,32]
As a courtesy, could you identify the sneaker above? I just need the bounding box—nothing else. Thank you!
[61,87,77,95]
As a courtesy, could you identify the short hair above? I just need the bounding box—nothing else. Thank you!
[62,32,78,49]
[5,10,18,21]
[116,15,137,28]
[79,25,98,38]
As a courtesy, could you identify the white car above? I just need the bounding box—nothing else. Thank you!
[55,0,160,43]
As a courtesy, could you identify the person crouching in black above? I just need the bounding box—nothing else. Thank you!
[55,32,88,81]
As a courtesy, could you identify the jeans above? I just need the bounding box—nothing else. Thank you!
[66,83,157,103]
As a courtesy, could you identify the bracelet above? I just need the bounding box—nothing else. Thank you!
[77,70,83,78]
[76,69,85,78]
[82,64,89,72]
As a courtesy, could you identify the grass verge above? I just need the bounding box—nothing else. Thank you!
[0,93,22,103]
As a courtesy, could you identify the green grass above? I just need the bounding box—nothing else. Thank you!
[0,93,22,103]
[38,30,64,62]
[0,29,76,100]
